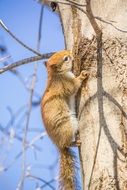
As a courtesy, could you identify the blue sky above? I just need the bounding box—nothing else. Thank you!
[0,0,64,189]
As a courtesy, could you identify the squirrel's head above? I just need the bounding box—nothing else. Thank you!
[45,50,73,74]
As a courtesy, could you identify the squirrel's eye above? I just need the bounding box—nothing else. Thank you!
[63,56,70,62]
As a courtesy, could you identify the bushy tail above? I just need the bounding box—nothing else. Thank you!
[59,148,76,190]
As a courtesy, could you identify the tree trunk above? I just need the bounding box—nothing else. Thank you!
[43,1,127,189]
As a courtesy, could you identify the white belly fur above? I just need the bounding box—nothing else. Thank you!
[65,71,78,138]
[69,94,78,138]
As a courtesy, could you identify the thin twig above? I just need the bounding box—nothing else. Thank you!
[0,20,42,56]
[45,0,76,7]
[0,52,54,74]
[85,1,103,189]
[3,133,44,172]
[37,5,44,50]
[0,124,41,151]
[17,6,44,190]
[8,68,43,100]
[86,0,102,37]
[5,105,26,131]
[40,0,86,7]
[0,55,11,63]
[41,178,56,189]
[27,174,55,190]
[64,0,86,6]
[28,132,46,147]
[54,1,127,33]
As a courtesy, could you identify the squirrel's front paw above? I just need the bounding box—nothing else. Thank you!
[80,70,89,80]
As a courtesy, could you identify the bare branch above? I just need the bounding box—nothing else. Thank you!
[27,174,55,190]
[0,124,42,152]
[85,1,102,188]
[44,0,74,7]
[59,0,86,7]
[95,16,127,33]
[66,0,86,7]
[86,0,102,37]
[0,52,54,74]
[28,132,47,147]
[40,0,86,7]
[37,5,44,49]
[51,0,127,34]
[0,55,11,63]
[4,139,43,173]
[0,20,42,56]
[18,6,44,190]
[42,0,127,34]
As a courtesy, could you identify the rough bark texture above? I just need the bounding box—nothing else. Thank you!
[43,0,127,189]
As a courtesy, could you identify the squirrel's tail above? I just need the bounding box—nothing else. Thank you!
[59,148,76,190]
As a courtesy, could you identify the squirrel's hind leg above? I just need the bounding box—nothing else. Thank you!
[54,124,74,149]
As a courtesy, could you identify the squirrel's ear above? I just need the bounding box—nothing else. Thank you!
[44,61,56,69]
[48,60,57,69]
[50,63,57,69]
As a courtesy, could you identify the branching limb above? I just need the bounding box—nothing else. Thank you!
[0,55,11,63]
[85,0,103,189]
[0,124,41,152]
[27,174,55,190]
[86,0,102,37]
[17,6,44,190]
[0,52,54,74]
[0,20,42,56]
[28,132,46,147]
[40,0,86,7]
[3,132,45,172]
[47,0,127,34]
[64,0,86,7]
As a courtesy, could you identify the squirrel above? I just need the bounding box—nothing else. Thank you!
[41,50,89,190]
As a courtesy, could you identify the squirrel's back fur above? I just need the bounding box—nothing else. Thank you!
[41,50,88,190]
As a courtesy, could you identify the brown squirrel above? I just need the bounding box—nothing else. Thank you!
[41,50,89,190]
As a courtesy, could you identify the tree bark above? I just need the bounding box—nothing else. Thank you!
[43,1,127,189]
